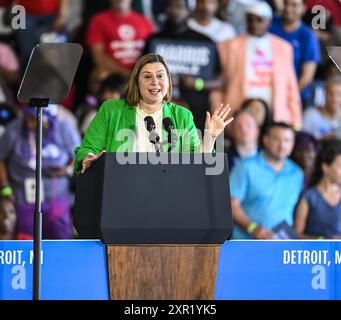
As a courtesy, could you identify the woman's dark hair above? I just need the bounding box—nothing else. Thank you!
[310,138,341,186]
[291,131,319,162]
[240,98,272,139]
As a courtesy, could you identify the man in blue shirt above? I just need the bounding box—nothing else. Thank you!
[269,0,320,105]
[230,122,304,239]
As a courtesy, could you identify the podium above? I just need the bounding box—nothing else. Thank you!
[74,153,232,299]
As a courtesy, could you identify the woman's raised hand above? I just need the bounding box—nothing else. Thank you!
[204,104,234,138]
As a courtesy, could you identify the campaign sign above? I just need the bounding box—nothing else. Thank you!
[0,240,109,300]
[215,240,341,300]
[4,240,341,300]
[149,38,217,78]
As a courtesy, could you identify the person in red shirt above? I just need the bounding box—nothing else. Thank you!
[87,0,155,81]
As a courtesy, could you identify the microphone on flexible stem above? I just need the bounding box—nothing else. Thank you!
[163,117,178,152]
[144,116,161,153]
[144,115,155,132]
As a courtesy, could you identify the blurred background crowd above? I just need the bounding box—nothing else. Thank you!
[0,0,340,240]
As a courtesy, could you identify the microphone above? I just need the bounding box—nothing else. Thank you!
[163,117,174,132]
[144,116,156,132]
[144,116,161,152]
[163,117,178,151]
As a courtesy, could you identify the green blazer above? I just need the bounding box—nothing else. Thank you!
[74,99,201,174]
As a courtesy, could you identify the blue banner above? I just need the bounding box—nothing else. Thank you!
[2,240,341,300]
[0,240,109,300]
[215,241,341,300]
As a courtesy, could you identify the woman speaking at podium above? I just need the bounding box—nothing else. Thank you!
[74,53,233,174]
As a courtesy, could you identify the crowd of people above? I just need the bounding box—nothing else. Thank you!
[0,0,340,240]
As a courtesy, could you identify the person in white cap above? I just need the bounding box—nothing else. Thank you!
[210,0,302,129]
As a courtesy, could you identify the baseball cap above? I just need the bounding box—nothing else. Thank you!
[245,1,273,19]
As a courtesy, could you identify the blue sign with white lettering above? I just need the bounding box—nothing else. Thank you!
[3,240,341,299]
[215,241,341,300]
[0,240,109,300]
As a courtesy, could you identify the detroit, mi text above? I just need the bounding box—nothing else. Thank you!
[0,250,44,265]
[283,250,341,265]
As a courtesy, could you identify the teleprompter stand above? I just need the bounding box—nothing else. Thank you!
[17,43,82,300]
